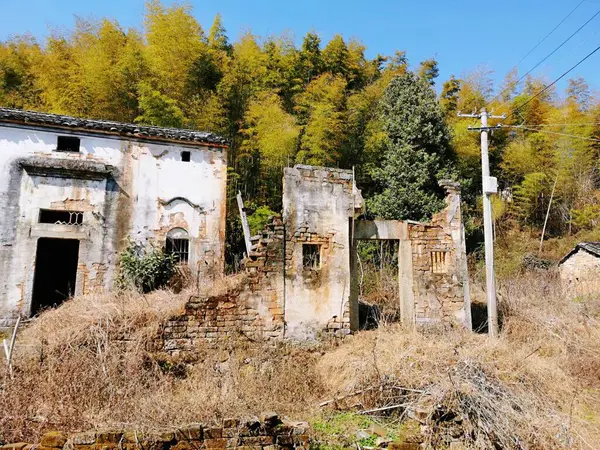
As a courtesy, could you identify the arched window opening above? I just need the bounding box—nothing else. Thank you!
[166,228,190,263]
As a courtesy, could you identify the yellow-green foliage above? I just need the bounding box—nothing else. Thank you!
[2,0,600,265]
[295,73,348,166]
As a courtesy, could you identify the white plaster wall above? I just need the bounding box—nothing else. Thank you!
[560,249,600,297]
[130,142,227,275]
[0,125,124,323]
[283,167,355,340]
[0,123,227,324]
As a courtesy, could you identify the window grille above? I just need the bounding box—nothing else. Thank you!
[302,244,321,269]
[166,238,189,263]
[39,209,84,226]
[166,228,190,264]
[431,251,448,273]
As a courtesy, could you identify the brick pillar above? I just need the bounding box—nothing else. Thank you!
[438,180,472,330]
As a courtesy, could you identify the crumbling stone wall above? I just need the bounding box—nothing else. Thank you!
[158,217,286,353]
[158,165,363,348]
[408,181,471,327]
[158,167,470,350]
[0,416,309,450]
[282,165,362,340]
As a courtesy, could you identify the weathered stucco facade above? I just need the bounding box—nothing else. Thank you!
[0,108,227,325]
[559,242,600,297]
[159,165,471,351]
[282,165,361,339]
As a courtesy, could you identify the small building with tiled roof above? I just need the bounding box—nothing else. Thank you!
[0,108,228,325]
[559,242,600,294]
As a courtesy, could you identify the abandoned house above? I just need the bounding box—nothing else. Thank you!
[0,108,228,326]
[158,165,472,349]
[0,108,471,341]
[559,242,600,295]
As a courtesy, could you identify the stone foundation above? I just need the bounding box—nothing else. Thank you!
[0,416,309,450]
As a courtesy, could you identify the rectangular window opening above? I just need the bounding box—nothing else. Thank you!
[181,151,191,162]
[56,136,81,152]
[166,238,190,263]
[303,243,321,269]
[39,209,84,226]
[431,251,448,274]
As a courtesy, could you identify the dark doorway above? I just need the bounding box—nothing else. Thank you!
[31,238,80,315]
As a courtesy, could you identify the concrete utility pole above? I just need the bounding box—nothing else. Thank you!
[458,108,504,338]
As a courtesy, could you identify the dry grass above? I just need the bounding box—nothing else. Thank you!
[1,272,599,448]
[318,273,600,448]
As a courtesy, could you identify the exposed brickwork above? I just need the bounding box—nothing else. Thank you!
[158,217,286,353]
[324,304,351,338]
[1,416,309,450]
[408,181,470,326]
[156,168,470,351]
[246,216,286,282]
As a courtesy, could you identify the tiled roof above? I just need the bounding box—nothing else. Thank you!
[0,108,228,148]
[559,242,600,264]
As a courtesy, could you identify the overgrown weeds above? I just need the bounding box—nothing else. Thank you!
[0,284,324,442]
[116,240,177,293]
[0,272,599,448]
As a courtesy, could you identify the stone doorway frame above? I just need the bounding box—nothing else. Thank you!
[350,220,416,329]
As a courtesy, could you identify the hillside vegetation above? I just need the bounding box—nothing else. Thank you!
[2,1,600,269]
[1,272,599,448]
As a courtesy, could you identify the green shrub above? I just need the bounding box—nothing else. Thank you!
[117,240,176,293]
[247,205,277,235]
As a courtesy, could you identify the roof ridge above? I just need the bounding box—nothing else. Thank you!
[0,107,228,148]
[559,241,600,264]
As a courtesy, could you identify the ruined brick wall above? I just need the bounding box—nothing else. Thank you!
[158,170,470,349]
[158,217,285,353]
[408,181,471,328]
[282,165,362,340]
[1,416,309,450]
[158,162,365,349]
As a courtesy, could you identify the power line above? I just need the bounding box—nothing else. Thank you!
[515,0,586,67]
[572,24,600,52]
[507,125,600,142]
[518,123,600,127]
[490,6,600,107]
[510,45,600,117]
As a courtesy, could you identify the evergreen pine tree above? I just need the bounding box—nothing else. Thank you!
[368,72,455,221]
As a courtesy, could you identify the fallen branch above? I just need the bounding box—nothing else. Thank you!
[4,315,21,376]
[358,403,411,415]
[319,386,376,407]
[390,386,425,393]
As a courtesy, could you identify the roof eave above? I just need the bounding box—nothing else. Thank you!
[0,119,229,149]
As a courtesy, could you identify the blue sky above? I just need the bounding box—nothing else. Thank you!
[1,0,599,95]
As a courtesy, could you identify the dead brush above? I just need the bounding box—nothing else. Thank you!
[317,271,600,448]
[1,271,599,448]
[356,241,400,325]
[351,357,567,448]
[0,277,325,443]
